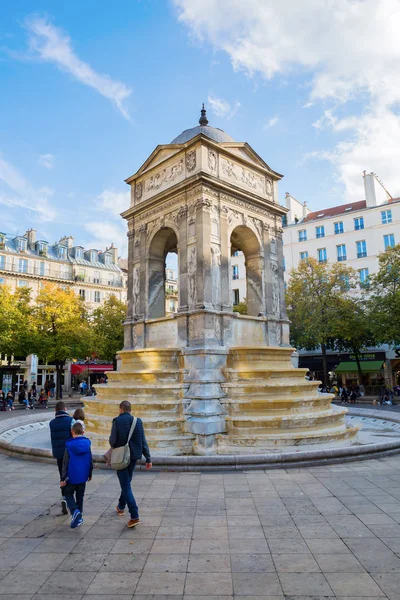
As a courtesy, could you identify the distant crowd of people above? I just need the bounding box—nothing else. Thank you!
[0,378,57,411]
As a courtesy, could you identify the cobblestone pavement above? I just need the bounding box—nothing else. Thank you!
[4,454,400,598]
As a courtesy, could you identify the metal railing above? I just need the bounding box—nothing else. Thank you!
[0,263,74,281]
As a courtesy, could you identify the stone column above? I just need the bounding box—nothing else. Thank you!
[263,223,273,316]
[276,228,288,319]
[177,206,188,312]
[123,225,135,349]
[220,207,231,311]
[138,224,147,319]
[195,198,213,310]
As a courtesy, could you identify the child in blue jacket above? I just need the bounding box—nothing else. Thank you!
[60,421,93,529]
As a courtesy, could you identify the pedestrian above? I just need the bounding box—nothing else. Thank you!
[49,400,73,515]
[39,388,48,408]
[109,400,152,528]
[341,386,349,404]
[71,407,85,431]
[6,391,14,410]
[49,378,56,398]
[60,421,92,529]
[18,387,28,409]
[0,390,6,412]
[27,389,35,409]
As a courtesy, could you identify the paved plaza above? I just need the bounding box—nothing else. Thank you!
[3,455,400,598]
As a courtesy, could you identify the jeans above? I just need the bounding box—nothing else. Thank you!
[117,461,138,519]
[57,458,66,499]
[63,482,86,514]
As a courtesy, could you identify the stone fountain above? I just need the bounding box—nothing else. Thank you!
[85,107,357,455]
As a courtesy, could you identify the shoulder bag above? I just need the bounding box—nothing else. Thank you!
[110,416,137,471]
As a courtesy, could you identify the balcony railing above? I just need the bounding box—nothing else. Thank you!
[0,263,74,281]
[357,252,367,258]
[74,275,124,287]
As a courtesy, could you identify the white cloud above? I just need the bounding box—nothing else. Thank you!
[84,220,127,256]
[38,153,55,169]
[175,0,400,200]
[0,156,56,222]
[97,189,129,217]
[207,94,240,119]
[264,116,279,129]
[23,16,132,120]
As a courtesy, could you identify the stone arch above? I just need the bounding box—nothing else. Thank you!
[230,225,264,316]
[147,227,178,319]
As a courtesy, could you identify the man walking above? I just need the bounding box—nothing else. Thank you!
[109,400,152,528]
[49,401,72,514]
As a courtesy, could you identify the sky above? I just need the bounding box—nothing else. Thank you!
[1,0,400,259]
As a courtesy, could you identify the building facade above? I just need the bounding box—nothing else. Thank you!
[0,229,127,306]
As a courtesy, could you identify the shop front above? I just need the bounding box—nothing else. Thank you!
[70,363,114,391]
[334,352,387,394]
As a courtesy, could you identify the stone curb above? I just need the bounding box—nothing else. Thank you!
[1,407,400,471]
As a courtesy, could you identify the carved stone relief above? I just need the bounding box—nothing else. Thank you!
[271,262,280,317]
[186,150,196,172]
[146,158,184,192]
[220,158,265,193]
[195,198,212,212]
[211,244,221,308]
[146,217,163,243]
[132,267,140,317]
[265,177,273,199]
[135,182,143,201]
[208,149,218,174]
[188,246,197,309]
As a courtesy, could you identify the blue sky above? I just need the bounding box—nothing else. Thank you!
[1,0,399,258]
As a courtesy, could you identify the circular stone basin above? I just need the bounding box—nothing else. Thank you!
[2,408,400,470]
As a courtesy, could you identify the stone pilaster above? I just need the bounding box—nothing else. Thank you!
[138,224,147,319]
[123,225,135,349]
[220,207,231,311]
[177,206,188,312]
[195,198,213,310]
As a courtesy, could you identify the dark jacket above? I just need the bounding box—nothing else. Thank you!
[49,410,73,459]
[109,413,151,464]
[61,436,93,484]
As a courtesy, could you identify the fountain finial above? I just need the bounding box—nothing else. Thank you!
[199,103,209,126]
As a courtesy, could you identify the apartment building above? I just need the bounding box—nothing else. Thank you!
[0,229,127,306]
[165,268,178,314]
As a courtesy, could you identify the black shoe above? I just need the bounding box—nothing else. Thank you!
[61,499,68,515]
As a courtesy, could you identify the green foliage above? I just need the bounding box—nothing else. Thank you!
[0,285,36,358]
[91,294,126,362]
[368,244,400,345]
[233,301,248,315]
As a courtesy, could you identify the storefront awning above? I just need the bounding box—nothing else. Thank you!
[71,364,114,375]
[334,361,384,374]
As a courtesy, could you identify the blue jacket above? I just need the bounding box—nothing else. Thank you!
[49,411,73,459]
[61,436,93,484]
[109,413,151,463]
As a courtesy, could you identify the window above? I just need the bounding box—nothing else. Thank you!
[39,261,45,276]
[93,271,100,284]
[18,238,27,252]
[354,217,364,230]
[0,277,4,285]
[316,226,325,239]
[340,274,350,289]
[232,265,239,280]
[300,251,309,261]
[356,240,367,258]
[359,268,369,284]
[233,289,240,305]
[90,251,97,262]
[105,253,112,265]
[79,289,85,300]
[317,248,327,263]
[18,258,28,273]
[17,280,27,287]
[233,251,239,257]
[59,246,67,259]
[381,209,392,224]
[0,255,4,269]
[384,234,395,249]
[75,248,83,259]
[94,291,101,303]
[334,221,344,234]
[336,244,347,261]
[298,230,307,242]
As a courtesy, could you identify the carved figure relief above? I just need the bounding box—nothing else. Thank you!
[208,149,218,173]
[147,159,184,191]
[211,245,221,308]
[188,246,197,309]
[265,177,273,198]
[271,262,280,317]
[132,267,140,317]
[186,150,196,172]
[136,182,143,201]
[241,167,264,192]
[146,217,163,243]
[221,158,238,180]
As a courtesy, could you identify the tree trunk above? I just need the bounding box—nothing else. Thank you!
[353,346,363,385]
[55,361,64,400]
[321,343,329,387]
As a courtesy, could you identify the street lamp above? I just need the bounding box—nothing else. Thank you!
[85,357,90,395]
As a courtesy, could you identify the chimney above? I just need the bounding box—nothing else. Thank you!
[25,229,36,250]
[363,171,377,207]
[59,235,74,248]
[109,243,118,264]
[302,201,308,218]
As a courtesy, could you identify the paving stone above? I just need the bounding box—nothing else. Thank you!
[85,571,140,595]
[185,572,233,595]
[305,537,352,554]
[135,572,186,595]
[232,572,282,595]
[230,553,275,573]
[273,552,320,572]
[188,554,231,573]
[190,538,230,554]
[144,553,189,572]
[279,572,333,596]
[229,537,269,553]
[110,538,153,553]
[314,553,366,572]
[326,572,386,596]
[33,538,79,553]
[0,571,52,595]
[100,552,147,572]
[151,538,191,554]
[17,552,68,571]
[56,553,108,571]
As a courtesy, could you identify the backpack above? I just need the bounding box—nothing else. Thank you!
[110,417,137,470]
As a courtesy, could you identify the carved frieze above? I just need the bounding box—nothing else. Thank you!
[146,158,184,192]
[220,193,275,220]
[195,198,212,212]
[146,217,163,243]
[220,157,266,194]
[138,224,147,234]
[186,150,196,172]
[135,182,143,201]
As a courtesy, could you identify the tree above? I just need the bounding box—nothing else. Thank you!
[368,244,400,345]
[233,301,247,315]
[32,283,92,399]
[332,296,375,384]
[286,258,358,385]
[0,286,36,360]
[91,295,126,367]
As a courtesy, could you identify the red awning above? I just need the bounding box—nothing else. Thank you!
[71,364,114,375]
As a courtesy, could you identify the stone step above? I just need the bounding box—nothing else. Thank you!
[225,410,347,432]
[222,398,336,414]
